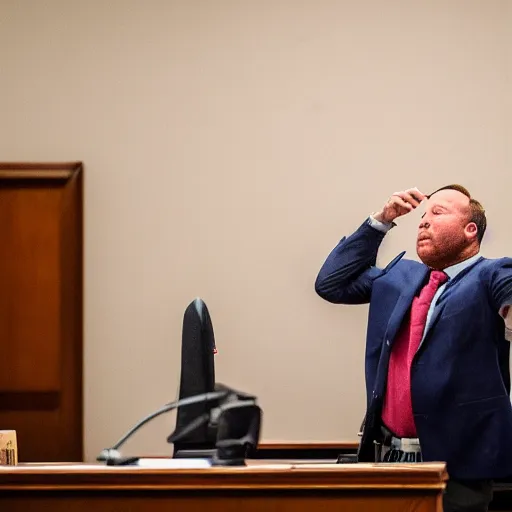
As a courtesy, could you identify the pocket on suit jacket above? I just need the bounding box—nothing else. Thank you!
[440,298,481,321]
[438,284,483,320]
[457,395,510,412]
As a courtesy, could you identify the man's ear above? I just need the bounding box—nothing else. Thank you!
[465,222,478,241]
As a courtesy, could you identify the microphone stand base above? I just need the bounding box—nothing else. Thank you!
[211,457,246,467]
[105,456,140,466]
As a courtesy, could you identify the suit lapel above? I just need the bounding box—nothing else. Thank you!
[420,256,485,345]
[421,300,446,345]
[385,266,429,345]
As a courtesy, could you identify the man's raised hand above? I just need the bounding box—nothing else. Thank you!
[373,187,427,224]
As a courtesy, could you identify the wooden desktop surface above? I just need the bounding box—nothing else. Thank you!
[0,460,447,512]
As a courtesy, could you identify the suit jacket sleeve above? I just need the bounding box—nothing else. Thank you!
[487,258,512,341]
[487,258,512,311]
[314,218,387,304]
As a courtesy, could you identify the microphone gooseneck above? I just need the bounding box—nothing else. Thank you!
[96,389,230,463]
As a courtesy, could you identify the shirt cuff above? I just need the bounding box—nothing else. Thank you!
[368,215,395,233]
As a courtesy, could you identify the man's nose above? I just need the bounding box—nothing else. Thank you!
[419,220,430,229]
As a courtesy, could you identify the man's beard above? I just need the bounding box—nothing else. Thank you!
[417,236,467,269]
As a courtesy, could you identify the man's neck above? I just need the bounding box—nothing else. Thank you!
[435,246,480,271]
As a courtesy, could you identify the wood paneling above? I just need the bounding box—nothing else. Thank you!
[258,441,359,450]
[0,162,83,462]
[0,461,448,490]
[254,441,359,461]
[0,495,446,512]
[0,461,447,511]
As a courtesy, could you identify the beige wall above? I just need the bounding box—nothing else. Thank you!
[0,0,510,461]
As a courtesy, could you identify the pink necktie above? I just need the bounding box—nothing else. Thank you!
[408,270,448,363]
[382,270,448,437]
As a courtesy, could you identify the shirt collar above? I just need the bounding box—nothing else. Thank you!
[443,253,481,280]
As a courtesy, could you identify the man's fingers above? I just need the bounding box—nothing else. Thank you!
[392,188,426,209]
[390,194,414,211]
[401,191,422,208]
[379,187,427,222]
[407,187,427,203]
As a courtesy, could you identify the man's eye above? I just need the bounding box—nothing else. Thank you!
[433,210,441,215]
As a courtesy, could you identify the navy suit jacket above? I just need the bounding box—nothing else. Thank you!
[315,218,512,480]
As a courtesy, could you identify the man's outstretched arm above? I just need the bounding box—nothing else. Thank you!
[488,260,512,341]
[500,304,512,342]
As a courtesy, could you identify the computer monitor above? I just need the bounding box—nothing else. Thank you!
[169,298,219,458]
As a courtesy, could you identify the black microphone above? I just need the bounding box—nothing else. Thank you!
[96,389,230,466]
[96,384,262,467]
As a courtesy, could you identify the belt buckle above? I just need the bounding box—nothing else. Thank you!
[392,436,421,453]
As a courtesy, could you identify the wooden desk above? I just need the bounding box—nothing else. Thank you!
[0,460,447,511]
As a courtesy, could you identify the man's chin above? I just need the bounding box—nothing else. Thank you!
[417,246,437,267]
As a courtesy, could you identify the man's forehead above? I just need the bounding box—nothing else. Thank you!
[427,189,470,208]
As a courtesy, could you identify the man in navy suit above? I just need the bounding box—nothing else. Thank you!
[315,185,512,511]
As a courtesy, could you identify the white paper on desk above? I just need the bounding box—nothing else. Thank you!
[0,460,213,470]
[136,458,212,468]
